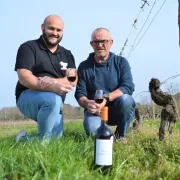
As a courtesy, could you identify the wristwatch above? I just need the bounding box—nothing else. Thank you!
[103,93,110,103]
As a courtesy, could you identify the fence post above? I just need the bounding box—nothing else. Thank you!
[151,99,155,120]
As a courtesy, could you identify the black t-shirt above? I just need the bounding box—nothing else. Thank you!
[15,36,76,102]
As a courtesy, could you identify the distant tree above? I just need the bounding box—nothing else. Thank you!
[139,95,151,105]
[136,102,141,106]
[165,82,180,95]
[0,104,84,121]
[0,107,27,120]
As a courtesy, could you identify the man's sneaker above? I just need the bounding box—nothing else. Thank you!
[113,135,127,143]
[118,137,127,143]
[114,128,121,140]
[16,130,28,142]
[114,129,127,143]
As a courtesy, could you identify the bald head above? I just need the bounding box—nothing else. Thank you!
[43,15,64,27]
[41,15,64,48]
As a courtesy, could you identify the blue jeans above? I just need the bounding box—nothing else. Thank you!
[84,94,136,137]
[17,89,64,139]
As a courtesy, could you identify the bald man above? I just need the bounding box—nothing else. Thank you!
[15,15,77,142]
[75,28,135,142]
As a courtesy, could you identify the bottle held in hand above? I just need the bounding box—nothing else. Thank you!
[94,106,113,174]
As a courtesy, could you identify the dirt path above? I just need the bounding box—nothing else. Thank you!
[0,120,36,126]
[0,119,82,126]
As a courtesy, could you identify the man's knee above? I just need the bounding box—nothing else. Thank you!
[41,92,63,111]
[115,94,135,109]
[84,111,101,135]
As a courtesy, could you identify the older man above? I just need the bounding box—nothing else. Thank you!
[75,28,135,142]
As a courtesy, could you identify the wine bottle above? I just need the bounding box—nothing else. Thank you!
[94,106,113,174]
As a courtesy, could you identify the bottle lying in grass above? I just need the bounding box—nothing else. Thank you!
[94,106,113,174]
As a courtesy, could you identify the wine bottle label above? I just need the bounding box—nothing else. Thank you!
[95,138,113,166]
[110,136,113,142]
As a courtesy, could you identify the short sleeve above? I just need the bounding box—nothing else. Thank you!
[15,43,35,71]
[67,51,76,69]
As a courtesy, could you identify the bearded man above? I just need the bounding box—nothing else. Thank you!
[15,15,77,141]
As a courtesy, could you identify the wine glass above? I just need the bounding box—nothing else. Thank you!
[94,90,103,115]
[66,68,76,83]
[94,90,103,104]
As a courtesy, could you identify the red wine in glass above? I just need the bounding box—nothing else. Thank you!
[67,76,76,82]
[67,69,76,83]
[95,90,103,104]
[94,90,103,115]
[95,99,103,104]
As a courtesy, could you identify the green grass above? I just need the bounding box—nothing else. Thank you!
[0,120,180,180]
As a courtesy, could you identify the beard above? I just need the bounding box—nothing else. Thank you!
[42,30,63,47]
[96,52,107,58]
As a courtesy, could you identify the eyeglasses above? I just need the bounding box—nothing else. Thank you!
[91,40,111,45]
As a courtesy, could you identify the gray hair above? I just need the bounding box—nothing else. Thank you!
[91,28,112,41]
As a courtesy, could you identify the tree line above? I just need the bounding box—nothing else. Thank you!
[0,92,180,121]
[0,104,84,121]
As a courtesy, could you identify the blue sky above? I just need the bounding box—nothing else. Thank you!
[1,0,179,108]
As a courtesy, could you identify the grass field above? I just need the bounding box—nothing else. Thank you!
[0,119,180,180]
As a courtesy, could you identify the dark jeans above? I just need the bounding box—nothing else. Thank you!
[83,94,136,137]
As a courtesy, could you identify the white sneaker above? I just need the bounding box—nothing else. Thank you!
[16,130,27,142]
